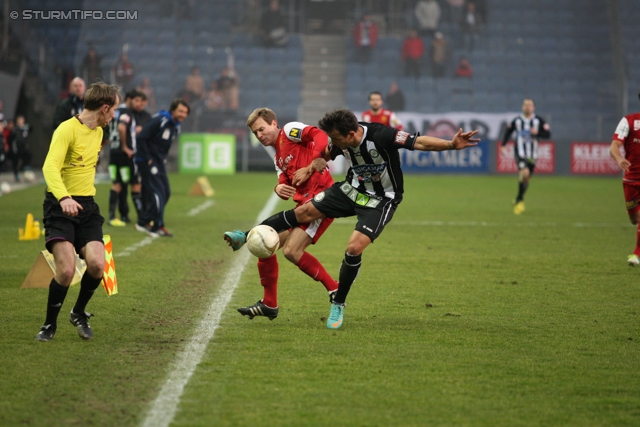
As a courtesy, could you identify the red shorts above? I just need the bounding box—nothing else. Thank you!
[299,217,334,244]
[623,181,640,215]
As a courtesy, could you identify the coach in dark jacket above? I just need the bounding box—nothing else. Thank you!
[135,99,190,237]
[53,77,86,130]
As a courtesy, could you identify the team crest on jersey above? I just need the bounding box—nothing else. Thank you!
[370,149,379,158]
[394,131,409,145]
[314,191,325,202]
[288,128,301,138]
[634,120,640,131]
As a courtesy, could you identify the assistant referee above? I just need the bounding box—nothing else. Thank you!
[36,82,121,342]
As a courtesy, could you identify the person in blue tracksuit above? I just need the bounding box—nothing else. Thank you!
[134,99,190,237]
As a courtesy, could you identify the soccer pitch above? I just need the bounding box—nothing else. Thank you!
[0,173,639,426]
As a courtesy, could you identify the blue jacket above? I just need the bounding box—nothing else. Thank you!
[136,110,181,168]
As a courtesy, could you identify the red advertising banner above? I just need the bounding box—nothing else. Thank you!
[570,142,620,175]
[497,141,556,174]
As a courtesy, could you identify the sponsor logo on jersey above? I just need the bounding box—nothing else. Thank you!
[314,191,325,202]
[352,163,386,182]
[635,120,640,131]
[288,128,301,138]
[394,131,410,145]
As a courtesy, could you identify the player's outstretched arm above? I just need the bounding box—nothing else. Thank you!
[413,129,480,152]
[610,139,630,173]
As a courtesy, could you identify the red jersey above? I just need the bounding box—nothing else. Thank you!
[274,122,334,206]
[361,108,402,130]
[613,112,640,182]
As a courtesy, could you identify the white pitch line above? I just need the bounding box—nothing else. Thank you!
[141,192,281,427]
[187,200,215,217]
[114,235,157,258]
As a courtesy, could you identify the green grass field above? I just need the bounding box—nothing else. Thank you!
[1,173,639,427]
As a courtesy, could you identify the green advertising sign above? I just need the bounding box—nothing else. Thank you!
[179,133,236,174]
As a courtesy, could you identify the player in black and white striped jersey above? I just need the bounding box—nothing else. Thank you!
[253,109,480,329]
[500,99,551,214]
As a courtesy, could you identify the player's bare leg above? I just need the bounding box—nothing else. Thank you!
[328,230,372,330]
[628,211,640,266]
[283,227,339,299]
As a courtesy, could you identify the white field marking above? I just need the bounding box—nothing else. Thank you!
[333,219,634,228]
[187,200,215,217]
[141,192,281,427]
[114,235,157,258]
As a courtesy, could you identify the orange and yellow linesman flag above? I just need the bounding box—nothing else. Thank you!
[101,234,118,296]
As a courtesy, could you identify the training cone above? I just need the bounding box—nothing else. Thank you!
[188,176,215,197]
[19,213,41,241]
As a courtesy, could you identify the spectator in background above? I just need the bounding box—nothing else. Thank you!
[362,91,402,130]
[455,56,473,78]
[0,100,6,125]
[386,82,405,112]
[10,115,32,182]
[415,0,441,37]
[184,66,206,103]
[205,81,225,111]
[137,77,157,113]
[81,46,103,84]
[260,0,289,47]
[0,122,5,169]
[461,2,483,51]
[401,29,424,78]
[430,32,449,78]
[53,77,86,130]
[114,53,135,90]
[216,67,239,110]
[353,13,378,63]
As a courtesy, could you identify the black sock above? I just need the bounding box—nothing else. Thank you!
[258,210,300,234]
[108,189,118,220]
[118,184,129,218]
[334,253,362,304]
[132,191,143,218]
[73,272,102,314]
[45,279,69,327]
[516,181,528,202]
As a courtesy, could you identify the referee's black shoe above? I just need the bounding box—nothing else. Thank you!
[237,300,278,320]
[69,311,94,340]
[35,324,56,341]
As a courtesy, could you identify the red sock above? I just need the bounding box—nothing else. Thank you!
[297,252,339,292]
[634,225,640,257]
[257,255,278,307]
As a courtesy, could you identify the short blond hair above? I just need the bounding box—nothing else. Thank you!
[247,108,277,128]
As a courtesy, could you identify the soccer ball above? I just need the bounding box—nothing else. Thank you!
[0,182,10,194]
[246,225,279,258]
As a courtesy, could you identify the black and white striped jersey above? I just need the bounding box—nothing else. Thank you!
[501,114,551,160]
[328,122,418,201]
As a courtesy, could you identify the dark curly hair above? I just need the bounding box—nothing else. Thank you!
[317,109,359,136]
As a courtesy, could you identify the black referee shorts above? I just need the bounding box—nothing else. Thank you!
[43,193,104,255]
[311,181,398,242]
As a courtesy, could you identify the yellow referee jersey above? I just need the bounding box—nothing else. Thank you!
[42,116,103,201]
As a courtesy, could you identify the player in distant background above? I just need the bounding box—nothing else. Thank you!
[609,92,640,266]
[229,109,479,329]
[224,108,338,320]
[362,91,403,130]
[36,82,120,342]
[107,90,146,226]
[500,98,551,214]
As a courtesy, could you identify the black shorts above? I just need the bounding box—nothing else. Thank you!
[109,154,141,185]
[43,193,104,255]
[515,155,536,174]
[311,182,398,242]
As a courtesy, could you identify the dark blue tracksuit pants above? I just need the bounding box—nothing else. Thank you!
[138,162,170,229]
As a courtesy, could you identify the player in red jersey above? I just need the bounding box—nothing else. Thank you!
[225,108,338,319]
[361,91,402,130]
[610,94,640,266]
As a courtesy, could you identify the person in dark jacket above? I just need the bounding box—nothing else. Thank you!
[53,77,86,130]
[134,99,190,237]
[10,115,32,181]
